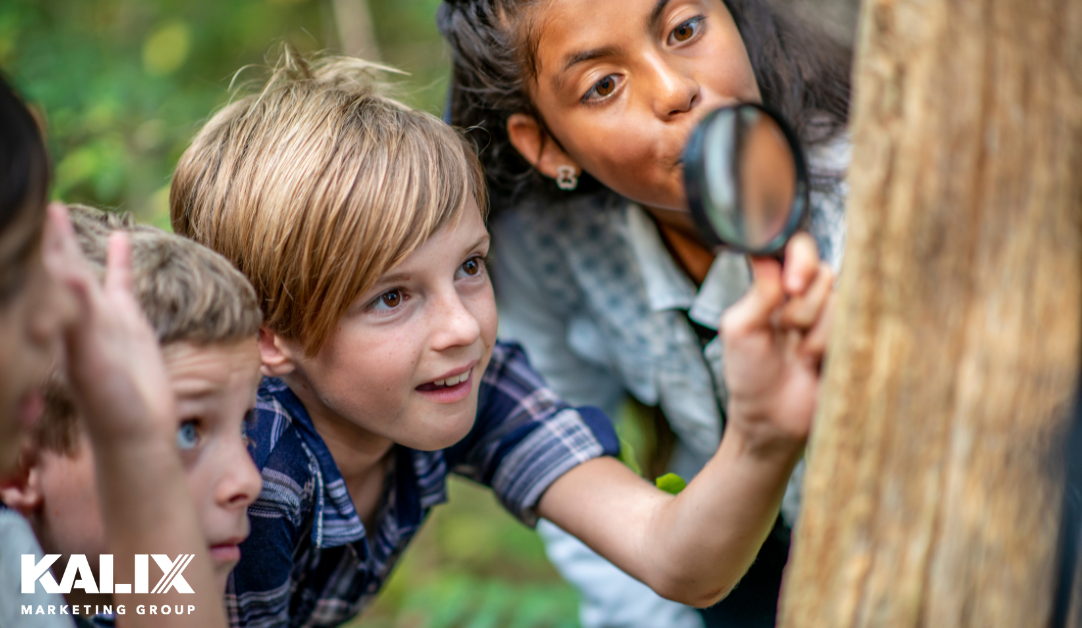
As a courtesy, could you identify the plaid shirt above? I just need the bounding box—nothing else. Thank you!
[225,341,619,628]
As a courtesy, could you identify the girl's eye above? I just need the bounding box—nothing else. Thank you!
[458,256,484,278]
[669,16,704,45]
[369,289,404,311]
[583,75,621,103]
[594,76,616,97]
[176,420,200,450]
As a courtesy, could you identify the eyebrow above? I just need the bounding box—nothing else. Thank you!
[368,233,491,289]
[553,45,622,92]
[647,0,675,31]
[551,0,676,94]
[465,233,491,255]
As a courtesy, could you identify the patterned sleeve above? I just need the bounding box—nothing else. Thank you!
[446,341,621,526]
[226,407,313,628]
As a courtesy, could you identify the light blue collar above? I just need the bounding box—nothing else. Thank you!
[624,204,751,330]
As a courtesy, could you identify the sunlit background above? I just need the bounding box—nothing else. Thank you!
[1,0,857,625]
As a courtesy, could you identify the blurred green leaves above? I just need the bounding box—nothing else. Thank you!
[357,477,581,628]
[2,0,450,225]
[143,21,192,75]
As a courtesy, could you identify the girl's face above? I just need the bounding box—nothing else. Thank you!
[0,206,78,475]
[511,0,760,229]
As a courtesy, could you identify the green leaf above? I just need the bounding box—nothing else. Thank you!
[655,473,687,495]
[617,435,642,476]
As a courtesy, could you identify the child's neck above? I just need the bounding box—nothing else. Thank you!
[283,375,395,531]
[648,208,715,287]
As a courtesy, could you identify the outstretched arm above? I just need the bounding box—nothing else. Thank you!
[536,233,833,608]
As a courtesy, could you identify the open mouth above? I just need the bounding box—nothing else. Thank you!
[416,368,472,393]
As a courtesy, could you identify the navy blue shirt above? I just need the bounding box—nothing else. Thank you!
[226,341,619,628]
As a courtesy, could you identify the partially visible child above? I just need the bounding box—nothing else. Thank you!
[1,207,264,625]
[171,55,832,628]
[438,0,849,624]
[0,75,229,628]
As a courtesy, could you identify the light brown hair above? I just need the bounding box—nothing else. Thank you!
[34,205,263,455]
[170,51,487,356]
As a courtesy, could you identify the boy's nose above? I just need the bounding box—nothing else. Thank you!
[429,292,482,351]
[218,439,263,510]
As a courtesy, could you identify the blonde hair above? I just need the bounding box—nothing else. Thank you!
[34,205,264,456]
[68,204,263,346]
[170,51,487,356]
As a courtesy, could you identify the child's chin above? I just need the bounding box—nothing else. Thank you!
[406,417,477,451]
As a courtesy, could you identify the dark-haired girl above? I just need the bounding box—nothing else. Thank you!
[438,1,850,626]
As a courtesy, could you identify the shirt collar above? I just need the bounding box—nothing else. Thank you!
[624,203,751,330]
[260,378,447,550]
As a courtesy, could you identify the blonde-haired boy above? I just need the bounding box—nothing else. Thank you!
[1,207,263,625]
[172,55,832,628]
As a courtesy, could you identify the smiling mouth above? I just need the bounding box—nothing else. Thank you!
[416,368,472,392]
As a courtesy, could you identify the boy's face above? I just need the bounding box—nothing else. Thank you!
[14,339,263,595]
[0,207,76,475]
[278,201,497,452]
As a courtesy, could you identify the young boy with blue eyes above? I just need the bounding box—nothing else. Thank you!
[0,206,264,626]
[170,55,834,628]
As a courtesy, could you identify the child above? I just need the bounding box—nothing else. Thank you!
[438,0,850,625]
[1,206,264,625]
[170,54,831,628]
[0,75,228,628]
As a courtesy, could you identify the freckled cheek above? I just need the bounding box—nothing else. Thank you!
[323,331,420,402]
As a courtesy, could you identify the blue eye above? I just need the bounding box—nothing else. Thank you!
[176,421,200,450]
[668,16,704,45]
[369,289,405,311]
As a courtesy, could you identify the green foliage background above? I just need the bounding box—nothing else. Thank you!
[0,0,450,228]
[1,1,595,626]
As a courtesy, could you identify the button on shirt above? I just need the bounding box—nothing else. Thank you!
[226,341,620,628]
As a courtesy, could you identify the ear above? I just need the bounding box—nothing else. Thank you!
[0,445,43,516]
[258,326,298,378]
[507,113,581,182]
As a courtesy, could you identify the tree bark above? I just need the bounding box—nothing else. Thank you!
[778,0,1082,626]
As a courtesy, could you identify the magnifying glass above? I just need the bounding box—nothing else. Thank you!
[683,103,810,256]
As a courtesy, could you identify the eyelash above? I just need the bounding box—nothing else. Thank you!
[456,255,487,280]
[580,16,706,105]
[365,255,486,314]
[668,15,705,46]
[367,289,406,313]
[582,75,621,105]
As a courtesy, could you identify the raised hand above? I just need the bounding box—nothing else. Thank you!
[719,232,835,450]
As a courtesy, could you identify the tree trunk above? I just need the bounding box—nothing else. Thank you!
[331,0,381,62]
[778,0,1082,625]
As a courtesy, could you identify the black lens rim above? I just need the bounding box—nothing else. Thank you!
[683,102,810,256]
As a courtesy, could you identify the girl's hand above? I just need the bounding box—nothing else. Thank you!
[719,232,834,454]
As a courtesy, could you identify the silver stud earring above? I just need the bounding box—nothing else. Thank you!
[556,165,579,191]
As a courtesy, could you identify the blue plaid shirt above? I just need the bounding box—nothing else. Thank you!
[225,341,620,628]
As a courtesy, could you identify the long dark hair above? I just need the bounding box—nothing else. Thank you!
[437,0,851,198]
[0,74,50,238]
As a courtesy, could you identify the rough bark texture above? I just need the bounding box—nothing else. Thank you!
[778,0,1082,626]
